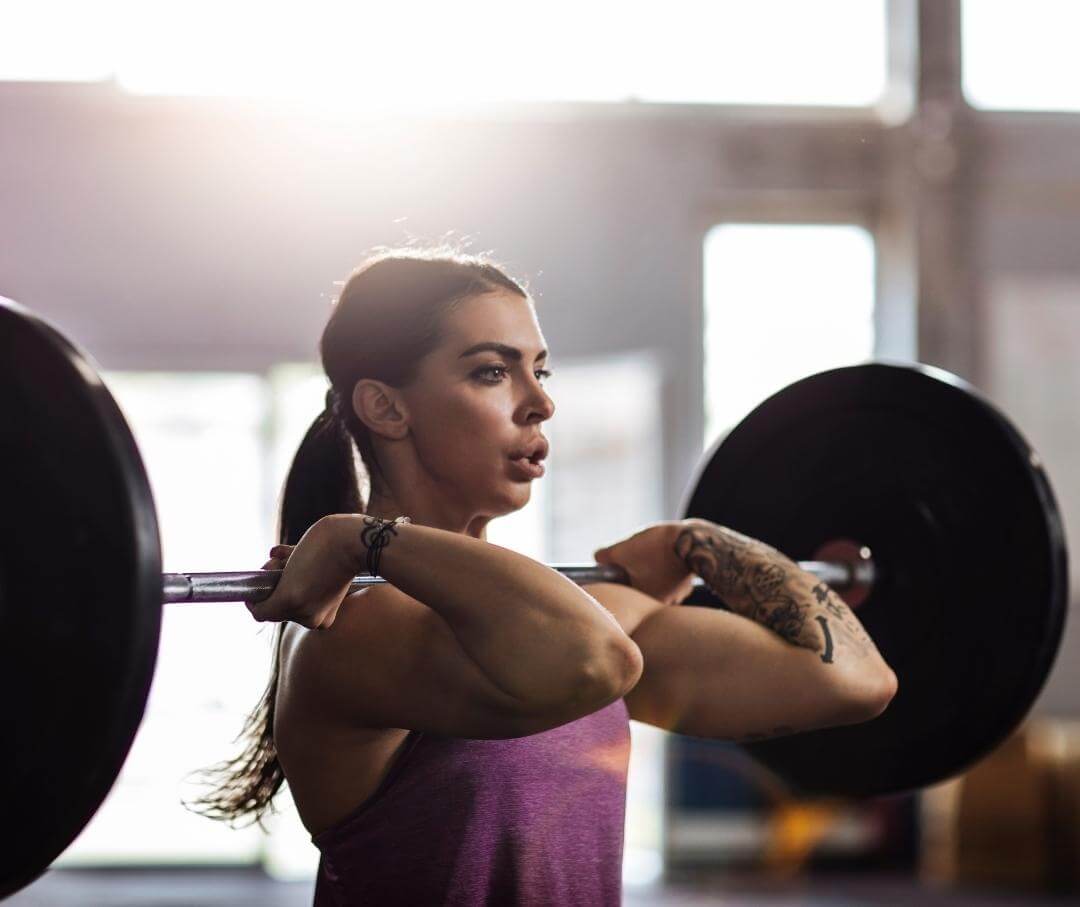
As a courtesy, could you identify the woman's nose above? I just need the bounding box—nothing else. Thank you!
[523,383,555,421]
[536,389,555,420]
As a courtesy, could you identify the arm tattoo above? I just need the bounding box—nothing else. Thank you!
[674,521,875,664]
[810,581,873,657]
[815,616,834,664]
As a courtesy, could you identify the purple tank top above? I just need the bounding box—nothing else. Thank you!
[311,697,631,906]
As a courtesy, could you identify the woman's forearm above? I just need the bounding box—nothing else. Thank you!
[329,514,642,708]
[673,518,887,670]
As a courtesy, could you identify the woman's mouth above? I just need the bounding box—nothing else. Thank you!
[507,437,548,480]
[508,456,545,480]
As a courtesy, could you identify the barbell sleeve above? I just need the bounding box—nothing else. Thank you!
[161,558,876,604]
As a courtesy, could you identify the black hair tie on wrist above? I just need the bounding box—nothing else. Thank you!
[361,516,411,579]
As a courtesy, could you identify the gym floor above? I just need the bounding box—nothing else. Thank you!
[6,869,1073,906]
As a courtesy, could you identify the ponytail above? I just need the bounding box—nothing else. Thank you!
[279,390,365,546]
[185,393,365,827]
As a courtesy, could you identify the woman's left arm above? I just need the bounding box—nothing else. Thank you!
[675,518,891,672]
[589,518,897,741]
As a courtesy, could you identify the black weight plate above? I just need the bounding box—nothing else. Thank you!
[0,298,162,897]
[681,361,1068,798]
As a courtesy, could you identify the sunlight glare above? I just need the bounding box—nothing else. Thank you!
[1,0,884,110]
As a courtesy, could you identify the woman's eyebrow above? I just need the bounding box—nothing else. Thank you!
[458,342,549,363]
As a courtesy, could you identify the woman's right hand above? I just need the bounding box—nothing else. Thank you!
[245,517,355,630]
[593,521,697,606]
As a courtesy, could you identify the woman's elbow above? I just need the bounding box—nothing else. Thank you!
[833,663,899,724]
[864,664,899,717]
[588,635,644,701]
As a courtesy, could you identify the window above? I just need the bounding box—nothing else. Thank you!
[60,373,272,866]
[2,1,885,109]
[0,1,116,81]
[703,223,876,448]
[963,0,1080,111]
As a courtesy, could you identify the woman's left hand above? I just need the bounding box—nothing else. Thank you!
[593,521,696,606]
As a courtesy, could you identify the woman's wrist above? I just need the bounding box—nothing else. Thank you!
[326,513,410,578]
[671,519,706,570]
[362,515,412,577]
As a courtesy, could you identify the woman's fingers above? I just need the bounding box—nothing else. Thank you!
[247,589,299,624]
[245,557,286,615]
[246,537,346,628]
[249,598,341,629]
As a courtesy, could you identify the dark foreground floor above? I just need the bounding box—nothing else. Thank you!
[6,868,1075,906]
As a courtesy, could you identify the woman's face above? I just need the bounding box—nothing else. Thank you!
[399,290,556,516]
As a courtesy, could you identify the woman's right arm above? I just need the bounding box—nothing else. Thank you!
[252,514,643,713]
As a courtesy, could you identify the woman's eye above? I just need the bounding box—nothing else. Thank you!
[475,366,553,383]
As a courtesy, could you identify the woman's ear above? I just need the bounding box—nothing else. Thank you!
[352,379,410,440]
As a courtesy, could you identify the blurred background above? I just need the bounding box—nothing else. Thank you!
[3,0,1080,903]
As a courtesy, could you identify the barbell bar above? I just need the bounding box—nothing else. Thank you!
[160,557,875,603]
[0,294,1068,899]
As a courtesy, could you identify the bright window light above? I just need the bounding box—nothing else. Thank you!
[0,1,117,81]
[963,0,1080,111]
[1,1,885,109]
[704,223,876,448]
[60,372,271,866]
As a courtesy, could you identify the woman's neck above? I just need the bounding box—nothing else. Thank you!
[365,490,489,540]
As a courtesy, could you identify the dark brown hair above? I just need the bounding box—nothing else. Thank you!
[187,244,529,826]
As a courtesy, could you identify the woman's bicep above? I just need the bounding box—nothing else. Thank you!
[624,605,887,740]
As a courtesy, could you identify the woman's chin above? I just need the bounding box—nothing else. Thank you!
[493,479,532,511]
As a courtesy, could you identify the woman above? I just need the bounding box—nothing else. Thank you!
[194,246,897,906]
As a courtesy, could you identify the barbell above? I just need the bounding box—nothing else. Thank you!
[0,295,1068,898]
[161,555,873,603]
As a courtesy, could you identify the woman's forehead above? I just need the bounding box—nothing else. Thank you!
[444,292,546,354]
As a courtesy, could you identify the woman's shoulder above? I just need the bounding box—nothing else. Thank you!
[280,585,403,659]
